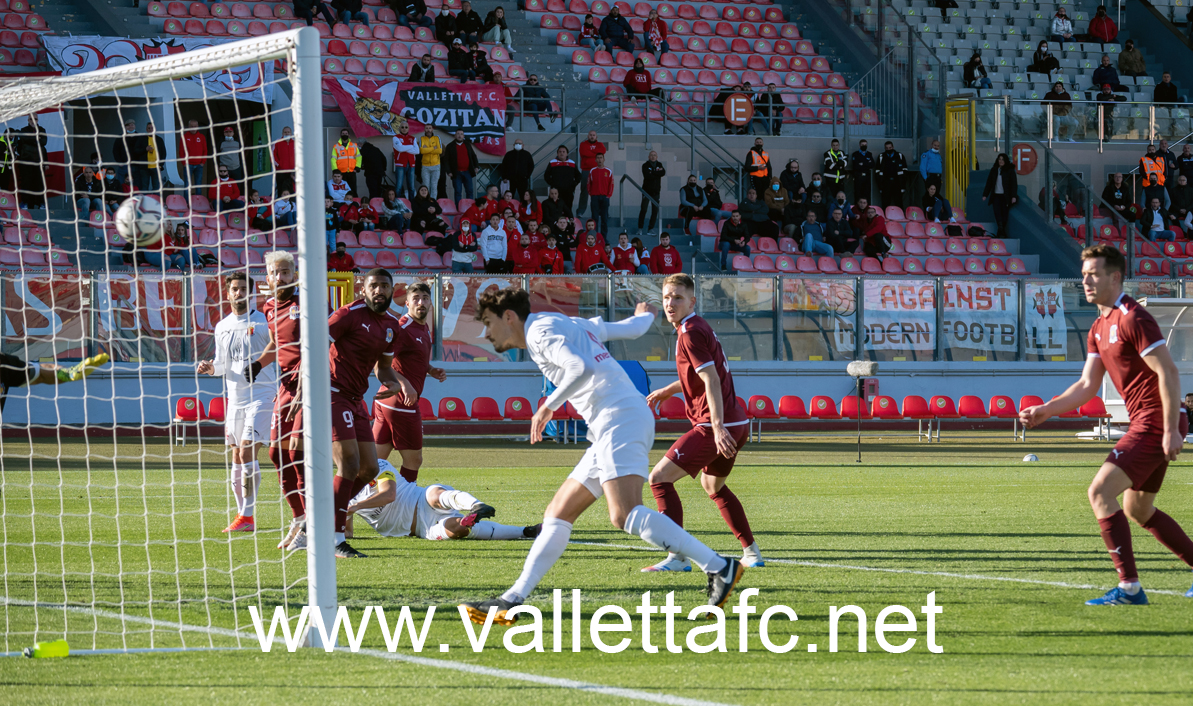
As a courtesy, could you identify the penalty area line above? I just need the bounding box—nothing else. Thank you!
[0,596,739,706]
[569,541,1191,597]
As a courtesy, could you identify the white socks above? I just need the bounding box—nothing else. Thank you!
[436,487,479,512]
[624,506,727,574]
[1120,581,1142,594]
[335,532,345,544]
[231,463,245,515]
[504,517,572,603]
[231,461,261,517]
[470,521,528,541]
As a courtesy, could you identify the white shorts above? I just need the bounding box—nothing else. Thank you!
[565,404,655,500]
[224,400,272,446]
[415,484,461,540]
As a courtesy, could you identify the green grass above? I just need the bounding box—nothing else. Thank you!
[3,433,1193,705]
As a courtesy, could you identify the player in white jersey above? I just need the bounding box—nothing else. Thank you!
[460,288,744,625]
[197,273,277,533]
[346,459,542,541]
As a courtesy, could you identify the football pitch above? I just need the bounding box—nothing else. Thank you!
[2,433,1193,705]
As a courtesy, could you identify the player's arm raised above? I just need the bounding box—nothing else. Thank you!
[531,338,594,444]
[594,302,657,341]
[1020,354,1105,428]
[1141,343,1184,460]
[696,365,737,459]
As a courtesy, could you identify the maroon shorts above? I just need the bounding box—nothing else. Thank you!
[372,400,423,451]
[270,384,303,447]
[1106,411,1189,493]
[665,422,750,478]
[331,391,374,443]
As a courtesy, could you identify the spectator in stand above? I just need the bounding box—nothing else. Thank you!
[1119,39,1147,78]
[1169,174,1193,233]
[518,189,542,227]
[519,74,552,131]
[1158,138,1178,182]
[919,139,942,193]
[483,7,514,54]
[623,58,664,101]
[209,164,244,213]
[180,120,208,194]
[1092,54,1126,92]
[719,212,751,271]
[338,193,363,234]
[643,8,670,57]
[448,221,479,272]
[1143,175,1170,212]
[851,196,871,220]
[678,173,707,234]
[448,39,476,82]
[1140,143,1168,196]
[922,183,956,223]
[418,123,442,199]
[830,190,853,222]
[578,13,605,51]
[704,176,732,223]
[803,190,828,223]
[327,169,350,203]
[573,231,612,272]
[710,84,738,134]
[1095,83,1124,137]
[394,0,433,30]
[746,137,772,196]
[468,42,493,83]
[436,9,459,47]
[143,223,187,272]
[824,207,858,254]
[248,190,274,231]
[588,153,613,236]
[294,0,337,28]
[328,241,358,273]
[577,218,603,248]
[649,232,683,274]
[332,0,369,26]
[391,122,418,200]
[443,129,478,207]
[639,150,665,233]
[763,176,791,221]
[981,152,1018,238]
[358,196,379,232]
[750,82,783,136]
[536,234,565,273]
[778,159,806,204]
[455,0,484,45]
[101,167,122,215]
[1087,5,1118,44]
[479,213,509,273]
[1155,72,1181,106]
[361,140,387,200]
[851,140,874,203]
[508,231,540,273]
[800,210,833,258]
[549,215,578,266]
[739,188,779,239]
[130,121,166,191]
[578,130,606,218]
[324,196,341,252]
[497,138,532,196]
[411,184,448,234]
[542,187,567,227]
[1101,172,1135,223]
[1051,7,1074,43]
[861,206,890,259]
[274,189,297,227]
[272,125,295,195]
[380,188,410,231]
[599,6,634,53]
[330,128,361,193]
[409,54,436,83]
[1177,144,1193,182]
[544,145,582,216]
[821,138,847,196]
[609,232,646,273]
[876,141,907,208]
[1043,81,1079,141]
[963,52,993,90]
[1028,40,1060,77]
[1142,197,1174,241]
[780,199,804,239]
[74,166,103,219]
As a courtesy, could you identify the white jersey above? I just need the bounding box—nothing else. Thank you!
[211,309,276,408]
[352,459,426,537]
[526,311,655,426]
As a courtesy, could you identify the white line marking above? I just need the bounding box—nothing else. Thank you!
[568,541,1193,597]
[1,647,246,657]
[0,597,738,706]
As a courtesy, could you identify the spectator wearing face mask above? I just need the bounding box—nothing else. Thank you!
[599,6,634,52]
[963,52,992,90]
[1028,40,1059,77]
[498,139,533,196]
[763,177,791,221]
[449,221,480,271]
[1119,39,1146,78]
[1051,7,1074,43]
[1087,5,1118,44]
[919,140,942,193]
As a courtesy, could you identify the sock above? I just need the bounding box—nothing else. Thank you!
[332,475,355,534]
[710,485,755,549]
[469,520,528,541]
[268,445,282,471]
[1141,509,1193,568]
[335,532,345,544]
[1120,581,1142,594]
[624,505,727,574]
[242,461,260,518]
[279,450,305,519]
[650,482,683,526]
[506,517,572,602]
[230,462,245,515]
[438,488,480,511]
[1097,510,1139,584]
[399,466,419,483]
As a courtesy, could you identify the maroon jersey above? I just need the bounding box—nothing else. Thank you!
[675,313,747,426]
[1087,293,1167,428]
[388,314,433,411]
[263,296,302,384]
[328,300,400,400]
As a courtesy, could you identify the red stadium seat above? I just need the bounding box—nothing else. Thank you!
[901,396,932,419]
[747,395,779,419]
[1019,395,1045,416]
[778,395,809,419]
[470,397,503,421]
[174,397,204,422]
[659,395,687,420]
[839,395,871,419]
[206,397,227,422]
[870,395,902,419]
[504,397,534,420]
[958,395,989,418]
[438,397,469,420]
[930,396,959,419]
[988,395,1017,418]
[809,395,841,419]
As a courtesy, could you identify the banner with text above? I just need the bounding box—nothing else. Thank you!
[324,78,506,155]
[44,36,274,102]
[862,279,936,352]
[1024,281,1068,358]
[941,279,1019,353]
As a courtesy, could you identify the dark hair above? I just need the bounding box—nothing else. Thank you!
[336,241,346,248]
[475,287,531,322]
[225,272,254,290]
[663,273,695,292]
[364,267,393,282]
[407,282,431,297]
[1081,243,1125,276]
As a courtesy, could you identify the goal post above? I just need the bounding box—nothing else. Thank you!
[0,27,334,651]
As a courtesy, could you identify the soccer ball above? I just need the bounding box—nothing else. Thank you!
[1022,454,1039,462]
[114,195,165,247]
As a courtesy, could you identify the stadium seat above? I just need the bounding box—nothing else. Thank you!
[747,395,778,419]
[778,395,809,419]
[174,396,203,422]
[1019,395,1045,416]
[438,397,469,420]
[205,397,227,422]
[930,395,959,419]
[901,396,932,419]
[958,395,988,419]
[808,395,841,419]
[504,397,533,420]
[375,251,399,268]
[1080,397,1110,419]
[988,395,1017,418]
[839,395,871,419]
[870,395,902,419]
[418,397,436,420]
[470,396,503,421]
[659,395,686,420]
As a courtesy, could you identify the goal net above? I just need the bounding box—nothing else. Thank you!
[0,28,333,653]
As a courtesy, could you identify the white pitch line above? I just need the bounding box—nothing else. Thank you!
[568,541,1193,597]
[0,597,738,706]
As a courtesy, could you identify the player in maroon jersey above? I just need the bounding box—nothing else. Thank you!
[642,273,763,572]
[1022,245,1193,604]
[372,281,447,484]
[324,268,407,559]
[249,252,308,550]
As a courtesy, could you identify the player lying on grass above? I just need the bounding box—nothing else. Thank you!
[460,288,744,625]
[0,351,109,414]
[346,459,541,541]
[1021,244,1193,604]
